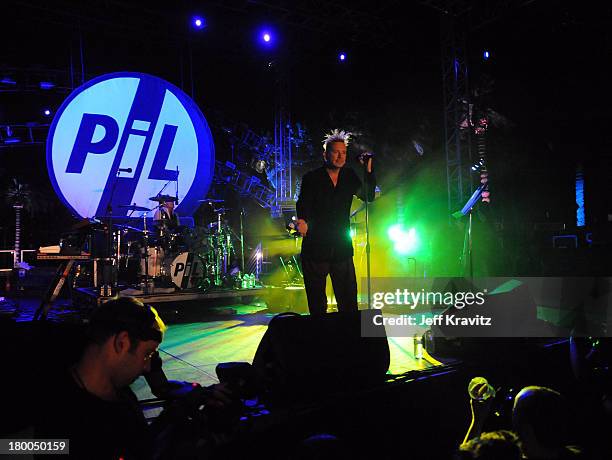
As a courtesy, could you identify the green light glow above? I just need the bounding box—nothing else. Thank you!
[387,224,419,255]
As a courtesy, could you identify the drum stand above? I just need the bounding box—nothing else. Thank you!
[99,169,125,296]
[141,212,153,293]
[203,210,235,288]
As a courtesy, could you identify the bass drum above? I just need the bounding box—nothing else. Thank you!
[169,252,204,289]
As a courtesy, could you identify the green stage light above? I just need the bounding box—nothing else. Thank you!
[387,224,419,255]
[388,224,403,241]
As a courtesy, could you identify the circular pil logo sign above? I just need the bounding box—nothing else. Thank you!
[47,72,214,218]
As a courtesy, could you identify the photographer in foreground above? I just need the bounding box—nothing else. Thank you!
[34,297,231,460]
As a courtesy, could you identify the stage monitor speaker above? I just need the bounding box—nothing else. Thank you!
[425,282,569,364]
[253,309,389,400]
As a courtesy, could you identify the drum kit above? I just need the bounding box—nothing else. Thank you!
[111,195,240,292]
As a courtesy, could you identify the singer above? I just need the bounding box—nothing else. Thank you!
[296,129,376,315]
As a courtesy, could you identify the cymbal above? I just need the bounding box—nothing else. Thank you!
[119,204,151,212]
[198,199,224,203]
[149,194,177,202]
[97,215,144,220]
[115,224,143,233]
[71,218,102,230]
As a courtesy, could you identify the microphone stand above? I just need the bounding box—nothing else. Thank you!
[142,212,151,293]
[362,156,372,310]
[240,208,245,273]
[155,180,172,198]
[103,169,124,296]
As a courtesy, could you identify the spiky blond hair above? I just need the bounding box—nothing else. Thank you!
[322,129,351,151]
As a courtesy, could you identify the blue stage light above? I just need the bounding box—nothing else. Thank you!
[40,81,55,90]
[483,50,490,60]
[192,16,206,30]
[4,127,20,144]
[339,52,346,61]
[258,27,277,47]
[43,109,52,116]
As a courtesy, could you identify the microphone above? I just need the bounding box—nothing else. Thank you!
[118,167,133,173]
[356,152,374,162]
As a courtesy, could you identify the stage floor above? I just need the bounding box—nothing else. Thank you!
[129,303,441,401]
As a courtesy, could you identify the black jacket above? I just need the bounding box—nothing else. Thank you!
[296,165,376,261]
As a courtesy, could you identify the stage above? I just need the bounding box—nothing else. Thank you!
[0,294,441,396]
[71,285,268,308]
[129,304,440,401]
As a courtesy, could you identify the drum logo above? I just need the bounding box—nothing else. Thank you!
[46,72,215,218]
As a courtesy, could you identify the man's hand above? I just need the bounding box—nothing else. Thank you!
[358,155,373,173]
[204,383,233,408]
[296,219,308,237]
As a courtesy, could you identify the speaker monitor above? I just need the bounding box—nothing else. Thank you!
[253,309,390,399]
[425,282,569,364]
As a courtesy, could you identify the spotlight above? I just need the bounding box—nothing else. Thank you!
[483,50,490,60]
[388,224,403,242]
[387,224,419,255]
[258,27,277,47]
[339,52,346,61]
[192,15,206,30]
[471,159,485,171]
[43,109,52,116]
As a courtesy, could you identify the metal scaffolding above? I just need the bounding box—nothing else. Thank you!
[440,9,473,215]
[272,70,295,218]
[424,0,533,215]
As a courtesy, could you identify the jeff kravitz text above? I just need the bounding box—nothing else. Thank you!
[372,313,493,327]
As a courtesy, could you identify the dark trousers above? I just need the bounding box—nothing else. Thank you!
[301,256,358,316]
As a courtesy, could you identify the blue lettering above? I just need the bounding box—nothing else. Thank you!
[65,114,119,173]
[149,124,180,181]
